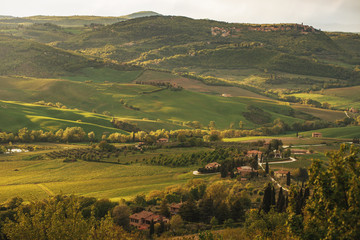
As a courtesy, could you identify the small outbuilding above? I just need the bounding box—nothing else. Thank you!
[312,132,322,138]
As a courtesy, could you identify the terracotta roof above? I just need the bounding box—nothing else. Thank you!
[130,211,154,220]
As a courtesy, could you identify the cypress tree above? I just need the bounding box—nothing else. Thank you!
[271,186,276,206]
[149,220,154,237]
[220,165,228,178]
[159,199,170,218]
[265,160,269,174]
[199,197,214,223]
[286,171,291,186]
[261,183,272,213]
[276,187,286,213]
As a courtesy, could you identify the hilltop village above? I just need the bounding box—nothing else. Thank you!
[211,23,319,37]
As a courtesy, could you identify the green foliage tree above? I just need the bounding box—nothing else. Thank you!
[2,195,136,240]
[265,160,269,174]
[260,183,272,213]
[179,198,199,222]
[208,121,216,130]
[111,205,130,230]
[87,131,96,141]
[94,198,117,219]
[159,199,170,218]
[169,215,183,234]
[286,171,291,186]
[299,145,360,239]
[149,219,155,237]
[199,197,214,223]
[276,187,286,213]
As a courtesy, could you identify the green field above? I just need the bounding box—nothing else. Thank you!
[290,86,360,110]
[0,74,318,131]
[223,125,360,142]
[62,67,143,83]
[299,126,360,139]
[0,100,126,137]
[0,146,209,202]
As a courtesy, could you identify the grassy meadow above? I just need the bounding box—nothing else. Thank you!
[290,86,360,110]
[0,146,210,202]
[0,74,320,131]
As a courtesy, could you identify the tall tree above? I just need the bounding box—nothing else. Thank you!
[286,171,291,186]
[260,183,272,213]
[271,186,276,206]
[179,198,199,222]
[265,160,269,174]
[276,187,286,213]
[199,198,214,223]
[149,220,154,237]
[159,199,170,218]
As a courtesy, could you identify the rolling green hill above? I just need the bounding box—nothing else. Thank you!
[0,14,358,134]
[290,85,360,110]
[48,16,359,92]
[299,126,360,139]
[0,35,93,77]
[0,11,161,27]
[0,75,321,131]
[0,100,125,137]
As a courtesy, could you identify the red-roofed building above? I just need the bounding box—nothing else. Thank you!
[246,150,262,160]
[169,202,183,215]
[129,211,169,230]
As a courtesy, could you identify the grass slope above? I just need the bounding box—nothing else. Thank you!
[0,146,207,202]
[0,11,161,27]
[299,126,360,139]
[291,86,360,110]
[0,75,307,130]
[0,35,93,77]
[0,100,126,136]
[53,16,359,87]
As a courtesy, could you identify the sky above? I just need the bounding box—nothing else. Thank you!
[2,0,360,32]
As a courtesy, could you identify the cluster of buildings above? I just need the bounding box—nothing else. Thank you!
[211,24,318,37]
[129,202,182,230]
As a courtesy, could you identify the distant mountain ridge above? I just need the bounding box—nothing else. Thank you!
[0,11,161,26]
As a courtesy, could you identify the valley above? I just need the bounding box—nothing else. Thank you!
[0,11,359,240]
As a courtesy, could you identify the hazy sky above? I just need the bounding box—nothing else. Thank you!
[2,0,360,32]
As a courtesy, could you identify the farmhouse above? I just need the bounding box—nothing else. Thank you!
[274,170,289,178]
[129,211,169,230]
[312,132,322,138]
[237,166,258,176]
[221,93,232,97]
[205,162,221,170]
[246,150,263,160]
[169,202,183,215]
